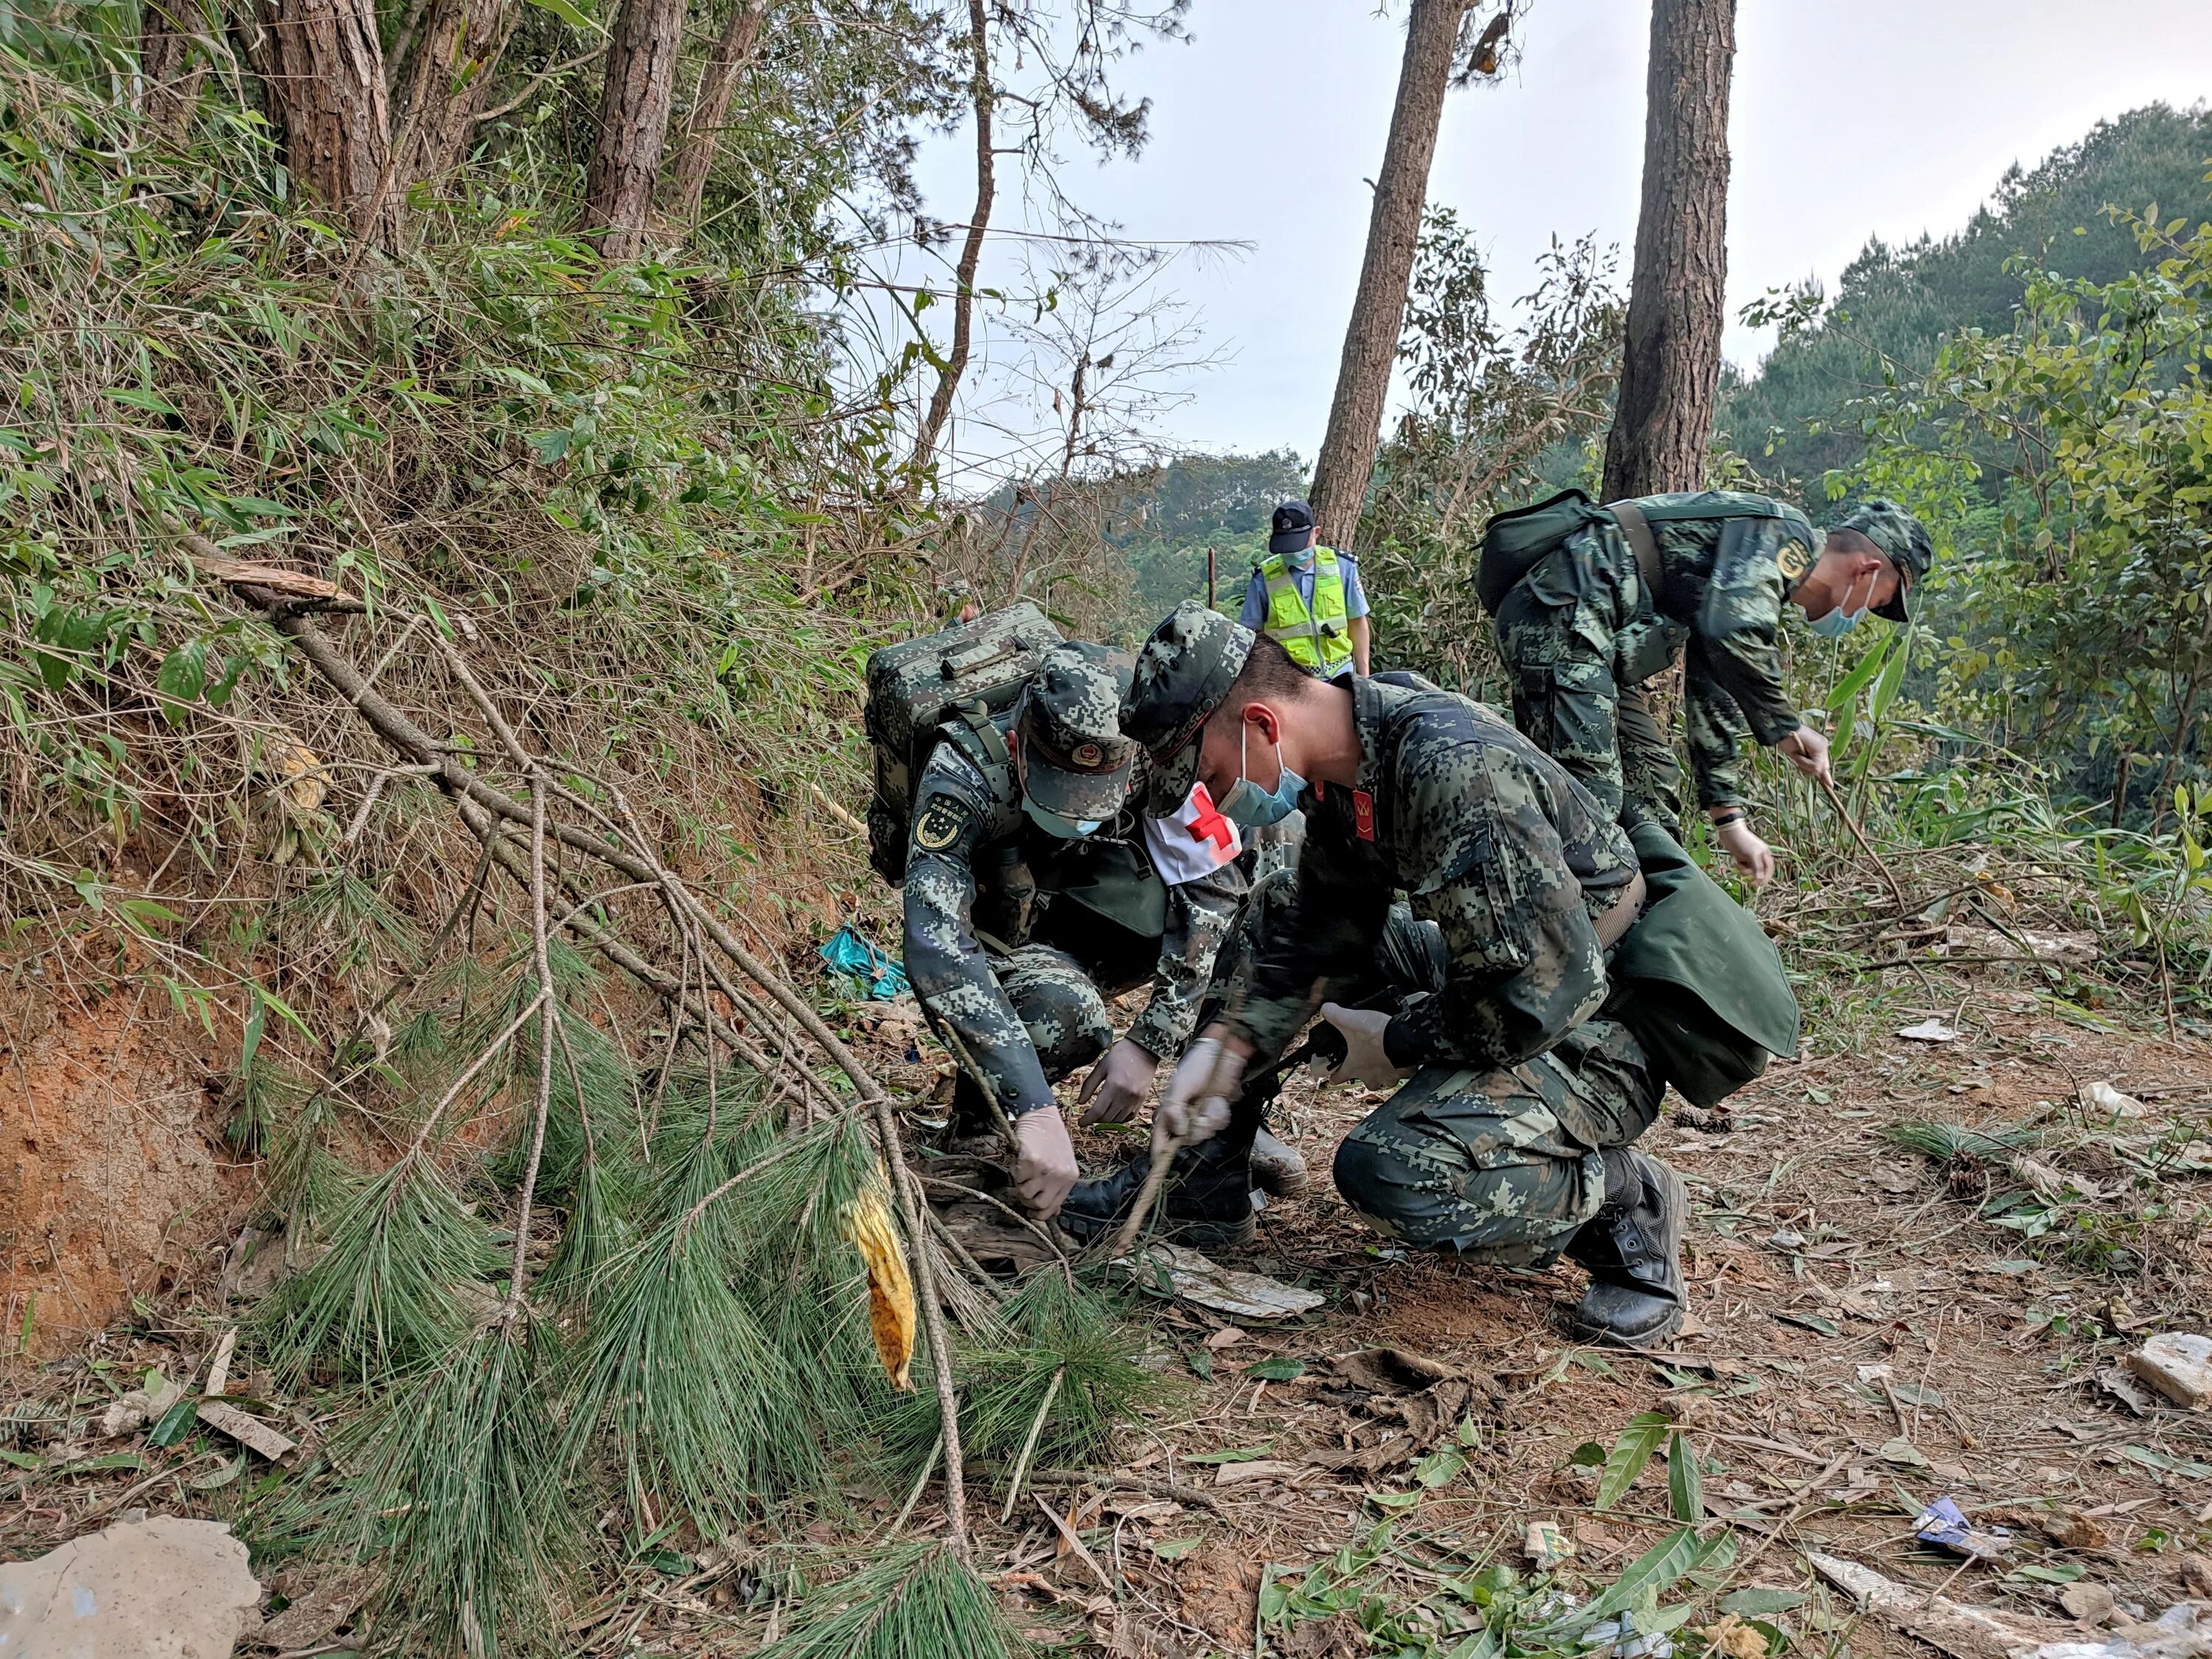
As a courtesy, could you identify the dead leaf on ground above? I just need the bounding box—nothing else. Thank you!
[1304,1348,1490,1477]
[1280,1613,1366,1658]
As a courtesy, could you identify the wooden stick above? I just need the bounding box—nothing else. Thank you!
[1099,1132,1189,1262]
[1820,773,1908,913]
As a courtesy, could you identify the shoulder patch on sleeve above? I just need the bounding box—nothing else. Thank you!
[912,790,975,854]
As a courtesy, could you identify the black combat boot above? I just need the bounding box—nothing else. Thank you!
[1058,1122,1258,1251]
[1564,1148,1688,1349]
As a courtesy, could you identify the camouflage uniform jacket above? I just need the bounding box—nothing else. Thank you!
[1610,491,1815,810]
[902,718,1246,1114]
[1225,678,1642,1071]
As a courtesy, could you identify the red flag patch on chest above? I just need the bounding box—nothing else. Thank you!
[1352,789,1376,841]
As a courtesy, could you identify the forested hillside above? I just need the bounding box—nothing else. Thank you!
[1,5,2209,1658]
[1717,102,2212,486]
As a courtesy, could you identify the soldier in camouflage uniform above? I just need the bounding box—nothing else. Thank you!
[1491,495,1932,886]
[902,641,1259,1218]
[1090,602,1703,1347]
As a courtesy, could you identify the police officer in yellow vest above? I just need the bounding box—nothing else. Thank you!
[1239,499,1372,684]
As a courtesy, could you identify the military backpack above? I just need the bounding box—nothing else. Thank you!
[862,602,1063,884]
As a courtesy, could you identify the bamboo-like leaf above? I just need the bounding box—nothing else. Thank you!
[1543,1526,1736,1633]
[1595,1411,1671,1509]
[1667,1430,1703,1522]
[1824,633,1892,712]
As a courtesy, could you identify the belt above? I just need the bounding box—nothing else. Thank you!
[1592,869,1647,951]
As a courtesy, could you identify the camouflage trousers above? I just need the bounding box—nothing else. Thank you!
[1332,1018,1659,1263]
[1492,532,1686,827]
[962,944,1117,1101]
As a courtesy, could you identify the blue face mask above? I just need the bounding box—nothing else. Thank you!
[1023,800,1102,839]
[1804,568,1874,639]
[1216,720,1305,830]
[1284,541,1318,573]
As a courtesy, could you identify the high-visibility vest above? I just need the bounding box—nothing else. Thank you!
[1258,549,1352,675]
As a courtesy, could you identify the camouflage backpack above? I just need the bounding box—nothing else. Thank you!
[861,602,1063,884]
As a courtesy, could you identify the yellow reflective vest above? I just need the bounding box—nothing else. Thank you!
[1258,549,1353,675]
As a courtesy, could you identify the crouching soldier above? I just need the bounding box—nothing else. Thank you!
[1088,604,1799,1348]
[899,639,1304,1220]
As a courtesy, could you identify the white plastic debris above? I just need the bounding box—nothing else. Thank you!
[0,1517,262,1658]
[2125,1333,2212,1411]
[1897,1020,1963,1043]
[2082,1081,2152,1120]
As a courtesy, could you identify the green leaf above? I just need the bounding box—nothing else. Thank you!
[1825,634,1892,712]
[156,639,207,720]
[0,1449,41,1470]
[518,0,602,32]
[147,1398,200,1449]
[1869,627,1911,722]
[1543,1526,1736,1634]
[58,1452,144,1475]
[1666,1431,1703,1522]
[1186,1348,1212,1382]
[1722,1588,1809,1615]
[1366,1488,1422,1512]
[1566,1440,1607,1468]
[1596,1411,1672,1509]
[1776,1312,1841,1338]
[1245,1356,1305,1382]
[1151,1537,1202,1562]
[1183,1444,1273,1465]
[2010,1564,2087,1585]
[1415,1447,1467,1489]
[189,1455,246,1491]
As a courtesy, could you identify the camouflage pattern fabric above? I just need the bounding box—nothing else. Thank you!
[1332,1018,1658,1260]
[902,718,1244,1116]
[1206,684,1649,1261]
[1492,492,1812,815]
[1224,678,1639,1071]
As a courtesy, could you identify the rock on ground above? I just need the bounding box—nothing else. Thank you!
[0,1516,262,1658]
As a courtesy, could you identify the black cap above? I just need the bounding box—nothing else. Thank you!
[1267,499,1318,558]
[1014,641,1136,821]
[1120,602,1256,814]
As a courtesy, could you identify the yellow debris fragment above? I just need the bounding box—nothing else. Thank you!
[839,1173,916,1391]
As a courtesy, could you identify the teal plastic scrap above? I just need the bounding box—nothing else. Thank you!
[819,925,910,999]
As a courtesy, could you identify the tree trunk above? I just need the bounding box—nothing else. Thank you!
[1307,0,1470,552]
[909,0,993,475]
[1600,0,1736,501]
[663,0,769,223]
[391,0,524,189]
[251,0,396,243]
[139,0,208,136]
[583,0,685,260]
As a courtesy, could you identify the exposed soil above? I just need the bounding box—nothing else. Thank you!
[0,982,243,1360]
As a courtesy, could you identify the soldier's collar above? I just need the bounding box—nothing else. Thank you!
[1349,674,1398,800]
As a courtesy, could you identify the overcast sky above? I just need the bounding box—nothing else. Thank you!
[905,0,2212,471]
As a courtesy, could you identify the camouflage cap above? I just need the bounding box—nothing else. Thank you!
[1120,602,1256,815]
[1014,641,1136,822]
[1833,499,1933,622]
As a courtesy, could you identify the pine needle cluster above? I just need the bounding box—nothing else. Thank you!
[760,1544,1029,1659]
[243,956,1090,1655]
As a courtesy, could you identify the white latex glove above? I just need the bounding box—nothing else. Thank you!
[1152,1036,1242,1155]
[1714,816,1775,888]
[1317,1003,1413,1091]
[1012,1107,1079,1219]
[1076,1037,1161,1127]
[1776,724,1833,787]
